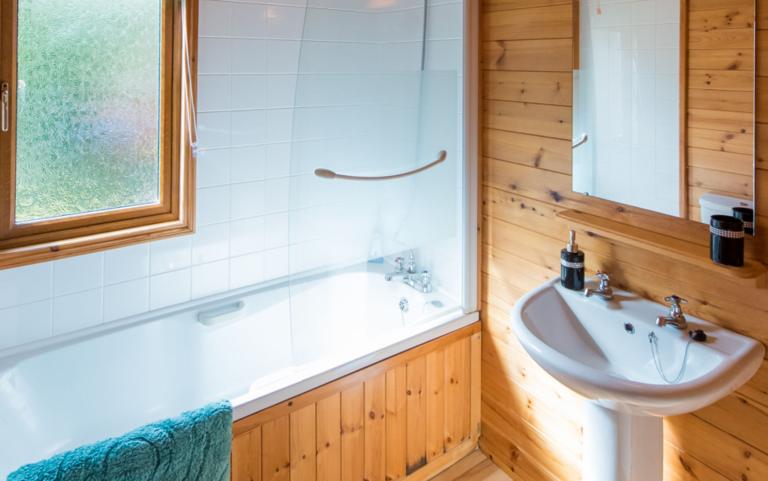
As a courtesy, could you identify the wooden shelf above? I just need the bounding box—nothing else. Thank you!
[558,210,768,287]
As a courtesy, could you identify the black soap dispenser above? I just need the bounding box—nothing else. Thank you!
[561,230,585,291]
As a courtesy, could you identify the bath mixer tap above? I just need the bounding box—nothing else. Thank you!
[385,252,433,293]
[584,272,614,300]
[656,295,689,330]
[403,270,433,294]
[385,251,417,281]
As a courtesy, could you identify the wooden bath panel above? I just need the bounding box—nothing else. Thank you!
[231,323,481,481]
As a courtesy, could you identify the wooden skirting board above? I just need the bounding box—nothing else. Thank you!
[231,323,481,481]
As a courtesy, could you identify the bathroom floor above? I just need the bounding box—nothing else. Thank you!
[435,451,512,481]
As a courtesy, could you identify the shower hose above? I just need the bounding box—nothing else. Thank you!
[648,331,692,384]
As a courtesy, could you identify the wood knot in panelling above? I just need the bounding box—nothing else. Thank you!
[678,455,694,475]
[494,41,507,67]
[533,151,543,167]
[509,445,521,462]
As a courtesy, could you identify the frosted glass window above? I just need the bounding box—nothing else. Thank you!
[14,0,162,223]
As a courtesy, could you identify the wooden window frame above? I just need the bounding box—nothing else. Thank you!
[0,0,198,269]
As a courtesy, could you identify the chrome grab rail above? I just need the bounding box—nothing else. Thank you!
[314,150,447,181]
[572,133,588,149]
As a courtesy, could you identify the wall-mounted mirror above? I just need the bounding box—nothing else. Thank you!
[572,0,756,233]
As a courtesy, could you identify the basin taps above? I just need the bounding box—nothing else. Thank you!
[656,295,688,330]
[385,251,417,281]
[584,272,614,300]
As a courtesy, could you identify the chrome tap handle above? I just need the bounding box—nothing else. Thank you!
[664,295,687,305]
[664,295,687,317]
[393,256,405,272]
[421,270,431,284]
[405,251,417,273]
[420,270,433,293]
[595,271,610,288]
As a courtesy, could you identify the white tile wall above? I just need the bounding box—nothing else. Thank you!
[572,0,680,216]
[0,0,464,352]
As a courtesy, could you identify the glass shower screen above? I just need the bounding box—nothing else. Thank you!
[285,0,464,359]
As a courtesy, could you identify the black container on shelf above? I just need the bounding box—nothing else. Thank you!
[710,215,745,267]
[732,207,754,236]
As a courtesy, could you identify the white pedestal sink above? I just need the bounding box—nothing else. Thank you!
[511,278,764,481]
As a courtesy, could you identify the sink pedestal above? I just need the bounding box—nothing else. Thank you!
[584,402,663,481]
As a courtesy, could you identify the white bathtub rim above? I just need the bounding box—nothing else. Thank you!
[0,260,434,362]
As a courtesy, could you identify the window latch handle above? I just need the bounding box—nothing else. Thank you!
[1,82,9,133]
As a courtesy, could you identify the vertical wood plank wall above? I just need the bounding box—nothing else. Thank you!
[480,1,768,481]
[231,325,481,481]
[688,0,756,220]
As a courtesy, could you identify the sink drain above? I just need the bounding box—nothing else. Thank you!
[624,322,635,334]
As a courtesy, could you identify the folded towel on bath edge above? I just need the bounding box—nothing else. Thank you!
[8,401,232,481]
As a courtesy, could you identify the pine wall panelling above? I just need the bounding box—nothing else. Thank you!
[479,1,768,480]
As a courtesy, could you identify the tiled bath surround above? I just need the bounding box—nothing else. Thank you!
[0,0,463,351]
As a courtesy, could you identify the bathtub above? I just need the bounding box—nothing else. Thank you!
[0,262,477,479]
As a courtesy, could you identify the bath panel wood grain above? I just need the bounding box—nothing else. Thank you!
[316,394,341,481]
[262,416,290,481]
[289,405,316,481]
[364,374,386,481]
[386,365,408,481]
[426,350,446,462]
[480,1,768,481]
[406,358,428,474]
[231,325,481,481]
[341,385,364,481]
[232,426,262,481]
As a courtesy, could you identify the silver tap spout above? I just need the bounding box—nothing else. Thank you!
[656,295,688,330]
[584,272,614,300]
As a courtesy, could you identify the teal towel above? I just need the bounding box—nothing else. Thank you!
[8,401,232,481]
